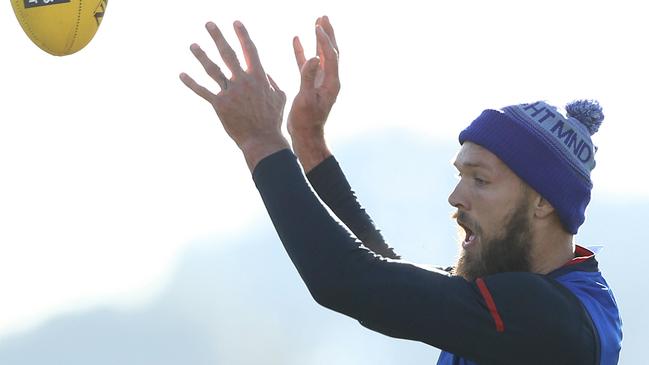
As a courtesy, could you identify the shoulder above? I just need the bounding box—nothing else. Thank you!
[473,271,590,329]
[463,272,597,364]
[553,263,623,365]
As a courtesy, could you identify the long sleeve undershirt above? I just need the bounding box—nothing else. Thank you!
[306,155,400,260]
[253,149,596,365]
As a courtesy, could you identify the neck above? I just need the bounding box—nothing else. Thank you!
[530,228,575,275]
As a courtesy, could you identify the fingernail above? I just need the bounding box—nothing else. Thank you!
[206,22,216,30]
[234,20,243,29]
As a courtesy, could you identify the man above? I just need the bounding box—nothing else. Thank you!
[180,17,622,365]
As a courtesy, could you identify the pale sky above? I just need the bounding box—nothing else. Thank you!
[1,0,647,338]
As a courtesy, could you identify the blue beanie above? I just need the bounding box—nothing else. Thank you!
[458,100,604,234]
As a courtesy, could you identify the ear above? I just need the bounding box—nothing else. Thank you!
[533,195,555,219]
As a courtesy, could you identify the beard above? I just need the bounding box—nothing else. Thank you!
[453,201,533,281]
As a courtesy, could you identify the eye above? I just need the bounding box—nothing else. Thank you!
[474,176,488,186]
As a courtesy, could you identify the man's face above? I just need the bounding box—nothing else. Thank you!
[448,142,534,280]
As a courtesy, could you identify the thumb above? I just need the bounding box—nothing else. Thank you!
[300,57,320,91]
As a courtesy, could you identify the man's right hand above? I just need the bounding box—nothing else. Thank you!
[287,16,340,171]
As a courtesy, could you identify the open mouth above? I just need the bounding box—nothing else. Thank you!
[458,221,477,249]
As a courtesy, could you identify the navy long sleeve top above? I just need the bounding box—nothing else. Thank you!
[253,149,621,365]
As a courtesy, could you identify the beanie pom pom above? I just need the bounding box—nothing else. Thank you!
[565,99,604,135]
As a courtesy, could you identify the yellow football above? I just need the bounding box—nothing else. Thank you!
[11,0,108,56]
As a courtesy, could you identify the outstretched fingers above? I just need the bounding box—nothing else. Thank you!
[189,43,228,90]
[179,72,217,102]
[316,26,339,89]
[319,16,339,54]
[233,21,266,78]
[293,36,307,71]
[314,16,323,61]
[205,22,244,77]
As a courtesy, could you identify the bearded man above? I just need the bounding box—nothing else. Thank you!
[180,16,622,365]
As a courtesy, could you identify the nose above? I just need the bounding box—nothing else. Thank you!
[448,181,469,210]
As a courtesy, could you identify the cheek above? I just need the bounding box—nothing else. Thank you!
[472,192,515,238]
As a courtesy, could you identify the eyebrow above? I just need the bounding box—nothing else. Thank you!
[453,161,485,169]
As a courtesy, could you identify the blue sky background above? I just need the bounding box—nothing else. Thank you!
[1,0,647,363]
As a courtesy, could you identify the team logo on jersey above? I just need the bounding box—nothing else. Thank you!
[24,0,70,8]
[94,0,107,26]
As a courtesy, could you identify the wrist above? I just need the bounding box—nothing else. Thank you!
[290,134,332,173]
[239,134,291,172]
[287,124,325,139]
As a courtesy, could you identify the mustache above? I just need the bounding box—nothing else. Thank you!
[452,210,473,228]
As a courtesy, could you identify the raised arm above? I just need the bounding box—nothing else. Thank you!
[179,20,596,364]
[252,148,596,365]
[306,155,400,259]
[288,17,399,259]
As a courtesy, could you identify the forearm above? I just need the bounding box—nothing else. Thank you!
[306,155,401,259]
[289,127,400,259]
[288,128,332,173]
[252,149,450,341]
[290,126,400,258]
[253,147,375,305]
